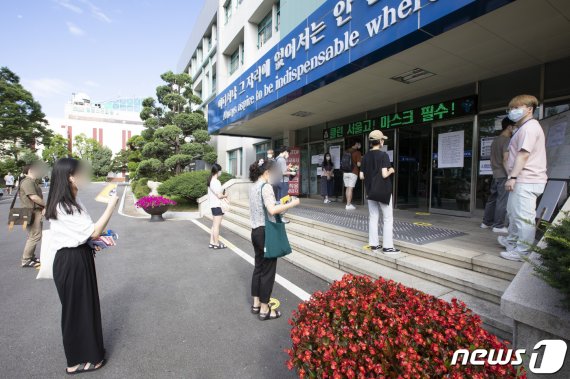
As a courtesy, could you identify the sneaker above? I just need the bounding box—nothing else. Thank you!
[492,227,508,234]
[497,235,512,249]
[500,251,528,262]
[370,245,382,251]
[382,247,401,255]
[345,204,356,210]
[480,223,491,229]
[324,199,331,204]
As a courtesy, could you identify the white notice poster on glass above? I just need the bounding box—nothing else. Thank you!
[438,130,464,168]
[330,145,341,170]
[311,154,324,165]
[316,167,323,176]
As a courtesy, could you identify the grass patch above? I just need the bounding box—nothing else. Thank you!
[169,196,198,212]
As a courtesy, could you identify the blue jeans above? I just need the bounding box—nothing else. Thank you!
[506,183,546,253]
[482,177,509,228]
[277,181,289,201]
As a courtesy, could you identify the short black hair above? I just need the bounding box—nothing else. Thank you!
[502,116,515,130]
[279,146,290,154]
[370,140,381,147]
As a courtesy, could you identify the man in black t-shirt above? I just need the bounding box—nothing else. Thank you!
[360,130,400,255]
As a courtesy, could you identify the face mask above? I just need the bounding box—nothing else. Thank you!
[508,107,526,122]
[267,154,273,159]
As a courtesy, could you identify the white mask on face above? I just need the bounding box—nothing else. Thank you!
[267,154,273,159]
[508,107,527,122]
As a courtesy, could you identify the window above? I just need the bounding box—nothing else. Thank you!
[258,11,273,48]
[224,0,233,24]
[211,71,217,93]
[227,149,241,176]
[255,142,271,161]
[276,2,280,31]
[229,49,240,75]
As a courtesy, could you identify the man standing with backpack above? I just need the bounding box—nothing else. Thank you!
[341,140,362,210]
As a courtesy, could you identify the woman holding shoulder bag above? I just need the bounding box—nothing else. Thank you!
[45,158,119,374]
[360,130,400,255]
[248,159,300,321]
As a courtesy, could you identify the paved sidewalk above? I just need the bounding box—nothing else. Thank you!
[0,183,328,378]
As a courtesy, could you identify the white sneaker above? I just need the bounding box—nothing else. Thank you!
[497,236,512,249]
[492,227,508,234]
[500,251,528,262]
[345,204,356,210]
[324,199,331,204]
[480,223,491,229]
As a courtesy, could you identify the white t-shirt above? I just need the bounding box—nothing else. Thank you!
[208,178,222,208]
[49,199,95,253]
[4,175,14,185]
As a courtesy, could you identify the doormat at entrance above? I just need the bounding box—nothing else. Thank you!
[288,207,466,245]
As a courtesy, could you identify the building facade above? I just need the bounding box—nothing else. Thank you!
[204,0,570,217]
[46,93,145,156]
[178,0,288,177]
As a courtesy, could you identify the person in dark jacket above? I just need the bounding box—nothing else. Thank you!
[321,152,334,203]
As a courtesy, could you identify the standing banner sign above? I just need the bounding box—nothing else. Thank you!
[288,147,301,196]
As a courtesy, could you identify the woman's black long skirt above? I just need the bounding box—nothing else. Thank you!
[53,244,105,367]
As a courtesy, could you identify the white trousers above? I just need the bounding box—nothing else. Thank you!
[506,182,545,253]
[367,197,394,248]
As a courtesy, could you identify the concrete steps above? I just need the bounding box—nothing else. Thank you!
[206,208,514,340]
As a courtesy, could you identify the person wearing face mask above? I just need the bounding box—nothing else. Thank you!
[321,152,335,204]
[498,95,548,262]
[18,163,45,268]
[45,158,119,374]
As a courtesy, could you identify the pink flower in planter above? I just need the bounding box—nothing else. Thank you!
[135,195,176,208]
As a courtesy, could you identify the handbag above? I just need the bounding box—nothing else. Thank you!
[261,183,292,258]
[366,152,393,205]
[36,230,54,280]
[8,182,34,231]
[220,198,231,213]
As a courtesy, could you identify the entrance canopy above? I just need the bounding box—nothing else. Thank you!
[208,0,570,138]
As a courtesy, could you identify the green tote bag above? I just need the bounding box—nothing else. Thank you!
[261,184,292,258]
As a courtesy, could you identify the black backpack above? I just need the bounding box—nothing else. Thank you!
[340,151,354,173]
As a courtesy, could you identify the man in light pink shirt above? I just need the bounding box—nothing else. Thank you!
[499,94,548,261]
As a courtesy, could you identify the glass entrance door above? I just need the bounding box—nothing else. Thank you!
[326,139,344,201]
[396,125,431,210]
[309,143,325,196]
[431,119,474,215]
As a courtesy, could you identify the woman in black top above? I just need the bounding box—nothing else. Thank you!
[321,153,334,204]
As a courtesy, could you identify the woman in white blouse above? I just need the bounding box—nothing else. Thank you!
[208,163,228,249]
[44,158,118,375]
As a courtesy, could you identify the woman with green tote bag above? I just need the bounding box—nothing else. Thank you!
[248,159,300,321]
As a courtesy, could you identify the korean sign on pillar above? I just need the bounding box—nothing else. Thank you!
[288,147,301,196]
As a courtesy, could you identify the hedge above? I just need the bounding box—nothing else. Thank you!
[131,177,150,199]
[158,171,233,202]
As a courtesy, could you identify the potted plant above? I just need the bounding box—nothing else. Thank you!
[287,274,525,378]
[135,195,176,222]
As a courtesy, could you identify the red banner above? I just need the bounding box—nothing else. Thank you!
[288,146,301,196]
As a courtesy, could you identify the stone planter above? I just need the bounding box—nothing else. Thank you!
[142,205,170,222]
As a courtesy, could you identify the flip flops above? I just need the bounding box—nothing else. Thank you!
[66,359,107,375]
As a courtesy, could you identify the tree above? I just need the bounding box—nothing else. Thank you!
[42,134,69,165]
[112,149,131,173]
[0,67,52,161]
[73,134,99,160]
[91,145,113,177]
[139,71,214,178]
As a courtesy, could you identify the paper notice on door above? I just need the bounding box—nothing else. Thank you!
[316,167,323,176]
[311,154,324,165]
[330,145,341,170]
[479,160,492,176]
[438,130,464,168]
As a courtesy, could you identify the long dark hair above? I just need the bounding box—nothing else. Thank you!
[45,158,83,220]
[249,159,274,182]
[207,163,222,187]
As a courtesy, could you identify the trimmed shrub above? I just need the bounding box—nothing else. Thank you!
[530,213,570,309]
[158,170,233,202]
[131,177,150,199]
[288,274,524,379]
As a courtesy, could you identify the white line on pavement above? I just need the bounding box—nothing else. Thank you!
[118,186,148,219]
[191,219,311,301]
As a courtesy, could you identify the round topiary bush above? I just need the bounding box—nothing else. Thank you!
[287,274,524,379]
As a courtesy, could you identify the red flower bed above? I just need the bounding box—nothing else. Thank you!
[287,274,525,379]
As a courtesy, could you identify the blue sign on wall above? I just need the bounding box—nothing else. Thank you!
[208,0,509,135]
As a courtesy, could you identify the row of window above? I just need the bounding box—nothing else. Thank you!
[226,2,280,75]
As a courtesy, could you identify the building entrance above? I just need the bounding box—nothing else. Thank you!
[396,125,431,210]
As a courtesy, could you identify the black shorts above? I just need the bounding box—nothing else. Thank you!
[211,207,224,216]
[6,185,14,188]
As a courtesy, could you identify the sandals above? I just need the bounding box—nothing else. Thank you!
[209,243,227,249]
[251,305,261,314]
[22,259,40,268]
[66,359,107,375]
[259,305,281,321]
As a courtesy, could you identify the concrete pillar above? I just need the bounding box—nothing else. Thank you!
[284,130,296,147]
